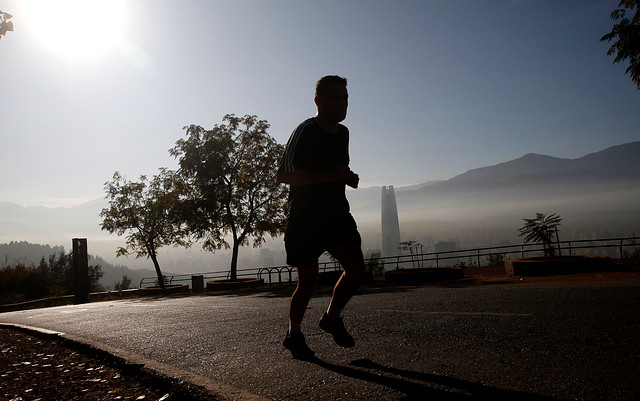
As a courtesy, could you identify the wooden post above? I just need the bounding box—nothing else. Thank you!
[72,238,89,304]
[191,275,204,292]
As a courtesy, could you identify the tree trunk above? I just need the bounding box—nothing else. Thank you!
[144,240,165,291]
[230,240,239,281]
[149,252,165,292]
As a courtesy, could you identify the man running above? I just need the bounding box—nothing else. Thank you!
[277,75,365,360]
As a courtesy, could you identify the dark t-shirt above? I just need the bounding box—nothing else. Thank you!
[278,118,351,219]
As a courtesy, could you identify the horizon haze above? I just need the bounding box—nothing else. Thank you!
[1,141,639,274]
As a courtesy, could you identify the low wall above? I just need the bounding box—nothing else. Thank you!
[505,255,611,276]
[384,267,464,284]
[206,278,265,291]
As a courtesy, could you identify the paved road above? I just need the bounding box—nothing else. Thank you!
[1,281,639,400]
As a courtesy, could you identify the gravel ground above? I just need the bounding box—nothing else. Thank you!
[0,328,219,401]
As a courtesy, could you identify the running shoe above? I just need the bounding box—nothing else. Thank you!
[283,331,315,360]
[319,312,355,348]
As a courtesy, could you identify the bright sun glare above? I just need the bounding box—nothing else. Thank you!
[22,0,125,62]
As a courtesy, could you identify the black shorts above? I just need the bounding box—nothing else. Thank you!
[284,212,362,267]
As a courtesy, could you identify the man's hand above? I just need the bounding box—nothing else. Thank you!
[330,165,359,188]
[346,171,359,189]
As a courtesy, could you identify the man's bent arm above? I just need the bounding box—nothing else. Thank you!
[277,165,356,187]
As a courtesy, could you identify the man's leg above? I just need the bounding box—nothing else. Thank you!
[289,263,319,333]
[283,263,319,359]
[325,244,365,319]
[318,244,365,348]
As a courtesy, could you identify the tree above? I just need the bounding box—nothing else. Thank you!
[100,169,189,290]
[0,11,13,39]
[518,213,563,257]
[170,114,288,281]
[114,275,132,291]
[0,251,103,304]
[601,0,640,90]
[399,241,424,268]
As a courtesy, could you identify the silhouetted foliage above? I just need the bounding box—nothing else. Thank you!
[487,253,506,267]
[454,257,477,268]
[365,251,385,276]
[518,213,563,257]
[100,169,189,290]
[113,275,132,291]
[0,11,13,39]
[601,0,640,89]
[0,251,103,305]
[170,114,288,280]
[400,241,424,268]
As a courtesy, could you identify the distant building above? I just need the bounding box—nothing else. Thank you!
[434,241,456,253]
[381,186,401,258]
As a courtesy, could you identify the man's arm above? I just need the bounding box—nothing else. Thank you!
[277,164,359,188]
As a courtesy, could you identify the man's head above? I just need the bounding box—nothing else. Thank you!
[315,75,348,125]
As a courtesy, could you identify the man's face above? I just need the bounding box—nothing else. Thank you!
[316,84,348,123]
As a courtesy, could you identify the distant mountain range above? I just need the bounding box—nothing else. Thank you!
[1,141,639,272]
[346,141,640,248]
[428,141,640,190]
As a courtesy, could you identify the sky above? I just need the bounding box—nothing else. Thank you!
[1,0,638,208]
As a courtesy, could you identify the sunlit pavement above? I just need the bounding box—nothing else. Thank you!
[1,282,639,400]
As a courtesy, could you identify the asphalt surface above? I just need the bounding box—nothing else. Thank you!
[1,281,639,400]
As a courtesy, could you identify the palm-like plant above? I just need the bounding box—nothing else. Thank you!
[518,213,563,257]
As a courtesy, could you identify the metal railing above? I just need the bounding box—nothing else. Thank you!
[139,258,343,288]
[139,236,640,288]
[376,236,640,270]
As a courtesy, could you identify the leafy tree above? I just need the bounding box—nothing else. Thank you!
[0,11,13,39]
[100,169,189,290]
[518,213,563,257]
[114,275,132,291]
[170,114,288,281]
[47,251,72,296]
[0,251,103,304]
[88,264,105,293]
[601,0,640,89]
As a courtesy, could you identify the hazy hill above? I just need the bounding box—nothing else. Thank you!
[346,141,640,216]
[426,141,640,191]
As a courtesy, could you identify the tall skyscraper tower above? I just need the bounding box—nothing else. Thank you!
[381,186,401,258]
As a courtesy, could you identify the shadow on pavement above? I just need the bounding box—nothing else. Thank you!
[309,357,561,401]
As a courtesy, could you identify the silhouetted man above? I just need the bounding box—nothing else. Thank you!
[277,75,365,360]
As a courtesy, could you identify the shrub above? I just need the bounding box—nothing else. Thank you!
[365,252,385,276]
[487,253,506,267]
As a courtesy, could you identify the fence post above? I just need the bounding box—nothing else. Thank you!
[620,239,624,258]
[72,238,89,304]
[476,249,481,268]
[191,275,204,292]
